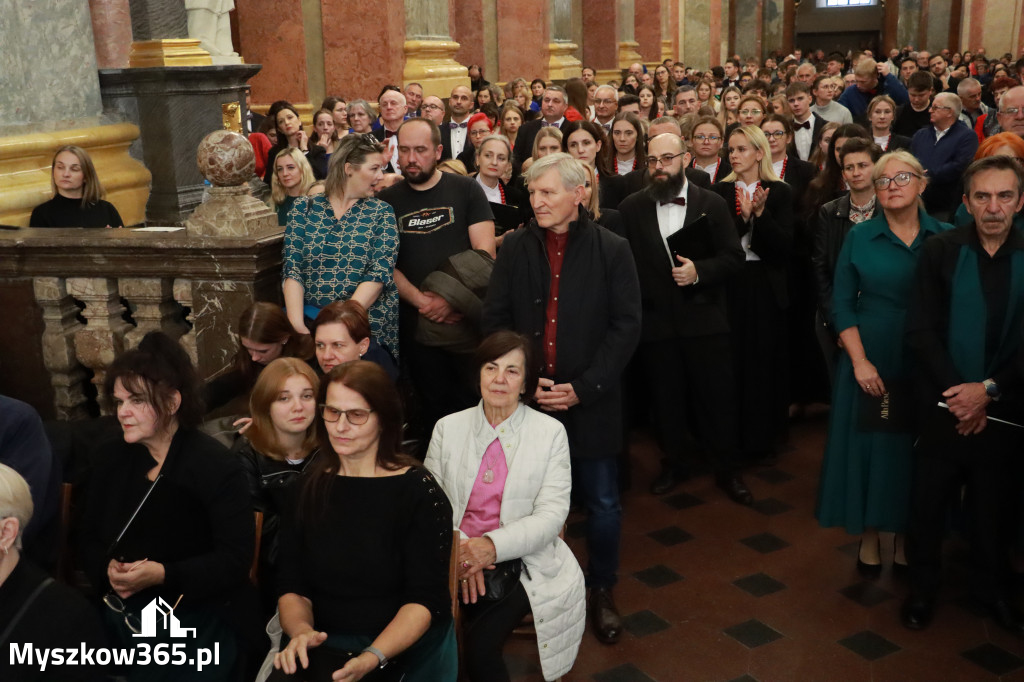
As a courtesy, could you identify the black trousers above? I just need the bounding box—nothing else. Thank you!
[907,407,1023,604]
[640,334,739,477]
[461,581,532,682]
[406,341,476,451]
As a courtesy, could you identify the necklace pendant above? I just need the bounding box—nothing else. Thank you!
[483,469,494,484]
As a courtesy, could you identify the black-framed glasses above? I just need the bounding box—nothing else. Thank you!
[421,103,444,112]
[693,134,721,143]
[646,152,685,168]
[874,171,923,189]
[103,592,142,634]
[321,405,374,425]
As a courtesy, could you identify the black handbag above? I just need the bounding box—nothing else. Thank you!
[479,559,524,602]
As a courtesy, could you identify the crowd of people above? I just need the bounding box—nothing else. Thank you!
[7,42,1024,681]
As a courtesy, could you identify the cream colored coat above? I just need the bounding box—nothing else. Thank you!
[425,402,585,681]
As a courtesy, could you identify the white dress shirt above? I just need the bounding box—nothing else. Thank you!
[655,179,689,266]
[735,180,761,262]
[792,115,814,160]
[476,174,502,203]
[450,116,470,157]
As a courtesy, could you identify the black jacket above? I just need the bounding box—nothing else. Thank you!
[512,118,575,173]
[811,193,878,331]
[620,182,743,342]
[482,208,642,458]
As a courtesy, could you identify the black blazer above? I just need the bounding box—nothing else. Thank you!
[440,120,471,161]
[779,155,816,225]
[371,127,400,173]
[456,143,477,173]
[512,118,574,173]
[710,179,794,308]
[622,166,712,203]
[810,193,878,331]
[620,183,744,342]
[882,133,913,152]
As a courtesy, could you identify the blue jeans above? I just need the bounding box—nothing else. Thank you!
[572,456,622,589]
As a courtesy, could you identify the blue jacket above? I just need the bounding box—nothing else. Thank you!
[837,73,909,119]
[910,120,980,214]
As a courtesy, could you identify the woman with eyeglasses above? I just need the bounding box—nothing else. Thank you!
[232,358,321,616]
[866,96,911,152]
[282,135,399,367]
[1,463,109,681]
[690,116,731,183]
[273,361,456,681]
[816,151,951,578]
[735,94,767,128]
[81,331,255,680]
[457,112,494,174]
[711,125,794,464]
[610,112,645,176]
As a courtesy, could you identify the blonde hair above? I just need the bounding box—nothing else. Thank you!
[271,148,316,206]
[323,134,386,198]
[0,463,32,551]
[867,95,897,118]
[247,358,320,461]
[854,58,878,78]
[722,125,780,183]
[438,159,469,175]
[580,163,602,219]
[50,145,105,207]
[531,127,564,159]
[873,150,928,183]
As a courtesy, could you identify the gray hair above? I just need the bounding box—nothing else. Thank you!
[524,152,586,191]
[544,85,568,102]
[348,99,375,120]
[0,464,32,552]
[957,77,982,96]
[475,133,512,159]
[595,85,618,100]
[935,91,963,118]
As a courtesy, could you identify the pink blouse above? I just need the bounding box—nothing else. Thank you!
[459,437,508,538]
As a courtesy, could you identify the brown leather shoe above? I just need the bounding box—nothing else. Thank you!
[589,587,623,644]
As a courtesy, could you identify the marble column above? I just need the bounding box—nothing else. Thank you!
[548,0,582,79]
[896,0,924,51]
[682,0,714,69]
[617,0,644,69]
[582,0,620,79]
[320,0,404,102]
[454,0,486,73]
[762,0,784,58]
[90,0,133,69]
[496,0,549,83]
[235,0,308,105]
[634,0,663,64]
[733,0,763,60]
[402,0,469,98]
[661,0,675,63]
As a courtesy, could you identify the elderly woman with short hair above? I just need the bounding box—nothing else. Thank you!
[426,331,585,682]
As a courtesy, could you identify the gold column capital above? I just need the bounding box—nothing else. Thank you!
[403,40,469,99]
[547,42,582,81]
[617,41,644,69]
[128,39,213,68]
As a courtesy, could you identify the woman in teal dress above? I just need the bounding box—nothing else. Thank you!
[282,135,400,360]
[817,151,952,577]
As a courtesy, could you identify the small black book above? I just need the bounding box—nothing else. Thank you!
[665,213,712,264]
[489,202,522,236]
[858,379,912,433]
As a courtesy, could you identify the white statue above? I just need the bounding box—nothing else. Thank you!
[185,0,239,63]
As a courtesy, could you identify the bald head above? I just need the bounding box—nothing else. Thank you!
[997,86,1024,137]
[449,85,473,118]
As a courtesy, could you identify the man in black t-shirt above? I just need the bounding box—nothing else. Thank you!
[378,118,496,447]
[893,71,935,138]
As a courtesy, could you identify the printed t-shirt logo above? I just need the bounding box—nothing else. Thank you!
[400,207,453,234]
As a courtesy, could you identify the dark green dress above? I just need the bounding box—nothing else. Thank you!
[816,208,951,533]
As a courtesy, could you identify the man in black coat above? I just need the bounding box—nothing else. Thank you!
[512,85,573,174]
[619,134,753,504]
[483,152,641,646]
[902,157,1024,634]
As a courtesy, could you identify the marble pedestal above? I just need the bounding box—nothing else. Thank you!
[98,64,261,225]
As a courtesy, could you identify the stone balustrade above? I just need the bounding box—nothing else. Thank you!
[0,225,284,420]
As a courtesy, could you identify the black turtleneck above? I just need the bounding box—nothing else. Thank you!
[28,193,123,228]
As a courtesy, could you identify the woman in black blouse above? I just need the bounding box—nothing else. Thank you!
[29,145,123,228]
[263,101,327,185]
[273,361,456,681]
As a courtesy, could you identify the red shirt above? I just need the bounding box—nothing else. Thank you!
[543,230,569,376]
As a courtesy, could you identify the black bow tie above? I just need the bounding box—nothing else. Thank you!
[660,197,686,207]
[384,129,397,139]
[795,120,811,130]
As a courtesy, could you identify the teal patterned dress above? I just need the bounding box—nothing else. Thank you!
[283,195,399,357]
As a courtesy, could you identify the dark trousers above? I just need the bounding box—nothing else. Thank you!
[907,408,1023,604]
[814,310,840,388]
[461,581,532,682]
[406,341,476,448]
[572,455,622,588]
[640,334,739,477]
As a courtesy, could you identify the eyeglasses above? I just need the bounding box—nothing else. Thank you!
[421,103,444,112]
[321,405,374,425]
[594,98,617,106]
[873,171,923,189]
[763,130,788,139]
[693,134,721,142]
[999,107,1023,116]
[929,104,953,111]
[646,152,685,168]
[739,109,763,116]
[470,129,491,138]
[103,592,143,634]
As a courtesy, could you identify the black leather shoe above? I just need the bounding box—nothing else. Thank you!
[901,595,934,630]
[717,475,754,506]
[988,600,1024,636]
[650,466,685,495]
[588,587,622,644]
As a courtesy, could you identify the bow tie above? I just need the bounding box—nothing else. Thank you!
[542,121,560,127]
[449,121,467,129]
[384,129,397,139]
[660,197,686,207]
[602,123,612,131]
[794,120,811,130]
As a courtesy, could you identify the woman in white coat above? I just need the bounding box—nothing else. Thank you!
[425,331,585,682]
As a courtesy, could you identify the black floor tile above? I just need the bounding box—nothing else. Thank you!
[647,525,693,547]
[622,609,672,638]
[751,497,794,516]
[838,581,895,608]
[593,663,658,682]
[566,519,586,539]
[728,676,760,682]
[723,619,784,649]
[739,532,790,554]
[733,572,787,597]
[633,564,683,588]
[837,630,901,661]
[749,468,796,484]
[961,643,1024,675]
[662,491,705,510]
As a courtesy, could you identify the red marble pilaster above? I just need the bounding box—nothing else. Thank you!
[320,0,405,101]
[670,0,680,61]
[634,0,662,63]
[968,0,986,51]
[89,0,133,69]
[234,0,308,105]
[582,0,620,71]
[710,2,723,67]
[496,0,549,82]
[454,0,485,69]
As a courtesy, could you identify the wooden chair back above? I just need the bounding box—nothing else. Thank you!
[250,510,264,585]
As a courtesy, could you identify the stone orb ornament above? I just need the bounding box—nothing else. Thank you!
[196,130,254,186]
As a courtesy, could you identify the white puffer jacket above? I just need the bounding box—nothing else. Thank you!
[425,402,585,681]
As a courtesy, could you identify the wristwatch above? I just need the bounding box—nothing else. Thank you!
[983,378,1001,401]
[362,645,388,669]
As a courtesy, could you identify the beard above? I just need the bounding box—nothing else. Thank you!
[646,168,686,203]
[402,157,437,185]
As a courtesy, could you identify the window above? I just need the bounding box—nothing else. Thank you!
[817,0,876,6]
